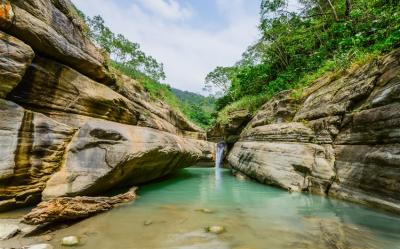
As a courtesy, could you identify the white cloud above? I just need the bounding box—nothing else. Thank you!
[72,0,260,94]
[136,0,192,21]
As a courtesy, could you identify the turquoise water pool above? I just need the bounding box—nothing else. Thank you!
[6,167,400,249]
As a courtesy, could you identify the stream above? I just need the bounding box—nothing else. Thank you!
[2,167,400,249]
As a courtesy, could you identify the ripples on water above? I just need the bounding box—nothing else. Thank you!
[6,168,400,249]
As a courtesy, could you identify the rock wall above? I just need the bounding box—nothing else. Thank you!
[0,0,213,211]
[228,48,400,214]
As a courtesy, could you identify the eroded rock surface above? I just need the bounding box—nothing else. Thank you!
[0,31,34,98]
[228,48,400,213]
[0,0,111,83]
[43,120,214,199]
[0,99,75,211]
[23,187,137,225]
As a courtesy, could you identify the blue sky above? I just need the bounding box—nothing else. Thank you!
[72,0,262,94]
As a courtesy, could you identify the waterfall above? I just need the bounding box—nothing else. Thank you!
[215,142,225,168]
[215,141,225,187]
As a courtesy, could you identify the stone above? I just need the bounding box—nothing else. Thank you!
[41,234,53,241]
[144,220,153,226]
[0,224,19,240]
[0,99,75,211]
[0,0,111,83]
[329,144,400,213]
[42,119,214,199]
[196,208,214,214]
[114,74,204,137]
[7,57,140,129]
[61,236,79,246]
[0,31,35,98]
[205,226,225,234]
[228,141,335,194]
[249,90,300,128]
[207,110,252,145]
[24,244,53,249]
[23,187,137,225]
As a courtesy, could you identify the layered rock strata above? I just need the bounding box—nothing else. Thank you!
[228,49,400,213]
[0,0,213,212]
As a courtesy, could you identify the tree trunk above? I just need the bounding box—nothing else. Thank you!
[345,0,352,17]
[326,0,339,21]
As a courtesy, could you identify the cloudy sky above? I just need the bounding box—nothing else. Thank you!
[72,0,262,94]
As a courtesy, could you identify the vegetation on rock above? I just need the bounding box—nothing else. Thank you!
[206,0,400,124]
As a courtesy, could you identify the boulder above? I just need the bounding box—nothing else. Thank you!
[23,187,137,225]
[0,0,111,83]
[43,119,214,199]
[228,123,335,194]
[0,31,34,98]
[0,99,75,211]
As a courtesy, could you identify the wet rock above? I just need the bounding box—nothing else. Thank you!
[23,244,54,249]
[0,224,19,240]
[23,187,137,225]
[61,236,79,246]
[205,226,226,234]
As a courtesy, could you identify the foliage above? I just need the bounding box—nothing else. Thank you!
[207,0,400,123]
[85,15,165,82]
[172,88,216,128]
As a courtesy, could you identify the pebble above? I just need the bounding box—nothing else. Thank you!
[206,225,226,234]
[41,234,53,241]
[196,208,214,214]
[144,220,153,226]
[61,236,79,246]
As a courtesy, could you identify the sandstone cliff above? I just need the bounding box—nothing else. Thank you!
[0,0,214,212]
[228,49,400,214]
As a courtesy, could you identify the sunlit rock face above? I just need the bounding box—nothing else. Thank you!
[0,0,212,211]
[0,31,34,98]
[228,48,400,214]
[0,99,75,211]
[43,120,214,199]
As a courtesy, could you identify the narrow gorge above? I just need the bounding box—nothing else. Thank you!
[0,0,399,249]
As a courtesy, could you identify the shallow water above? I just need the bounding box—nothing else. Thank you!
[4,168,400,249]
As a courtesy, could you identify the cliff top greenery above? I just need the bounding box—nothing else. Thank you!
[205,0,400,125]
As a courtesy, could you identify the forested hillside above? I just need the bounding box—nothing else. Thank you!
[172,88,216,128]
[205,0,400,124]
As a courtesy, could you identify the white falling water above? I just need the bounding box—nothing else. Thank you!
[215,142,225,186]
[215,142,225,169]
